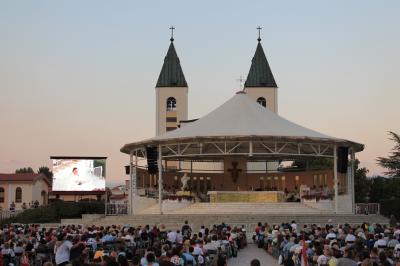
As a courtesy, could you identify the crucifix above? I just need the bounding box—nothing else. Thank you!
[169,26,175,42]
[227,162,242,183]
[257,26,262,42]
[236,75,246,91]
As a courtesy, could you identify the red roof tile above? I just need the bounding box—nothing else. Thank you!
[0,173,51,186]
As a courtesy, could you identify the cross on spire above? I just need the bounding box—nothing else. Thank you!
[169,26,175,42]
[236,75,246,91]
[257,26,262,42]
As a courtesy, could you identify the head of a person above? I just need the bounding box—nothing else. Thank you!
[371,247,379,256]
[146,253,155,263]
[323,245,332,257]
[344,248,354,259]
[379,251,387,263]
[131,256,140,266]
[72,167,78,176]
[250,259,261,266]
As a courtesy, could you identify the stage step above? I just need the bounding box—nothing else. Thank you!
[60,202,389,233]
[139,202,330,215]
[77,213,388,233]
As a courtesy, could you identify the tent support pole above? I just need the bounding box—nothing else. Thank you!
[158,144,163,215]
[333,145,338,214]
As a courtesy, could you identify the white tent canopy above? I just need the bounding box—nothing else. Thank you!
[121,92,363,154]
[156,92,333,140]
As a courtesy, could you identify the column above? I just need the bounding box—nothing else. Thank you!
[333,145,338,213]
[134,152,138,196]
[351,149,356,214]
[129,151,133,215]
[8,184,12,209]
[158,144,163,215]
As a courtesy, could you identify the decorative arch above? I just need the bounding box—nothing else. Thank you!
[41,190,47,205]
[257,97,266,108]
[15,187,22,203]
[166,97,177,111]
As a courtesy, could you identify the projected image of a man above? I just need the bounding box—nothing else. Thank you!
[72,167,84,186]
[52,159,106,191]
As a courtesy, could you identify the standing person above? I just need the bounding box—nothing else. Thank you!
[55,234,72,266]
[337,248,357,266]
[1,243,15,265]
[69,235,87,264]
[182,220,192,238]
[9,201,15,211]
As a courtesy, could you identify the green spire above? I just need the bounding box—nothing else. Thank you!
[156,40,188,88]
[244,41,277,88]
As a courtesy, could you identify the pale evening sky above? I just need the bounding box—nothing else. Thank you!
[0,1,399,186]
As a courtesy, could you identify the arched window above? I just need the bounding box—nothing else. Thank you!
[257,97,266,107]
[0,187,4,203]
[15,187,22,203]
[166,97,176,111]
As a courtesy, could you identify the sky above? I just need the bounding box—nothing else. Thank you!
[0,1,399,186]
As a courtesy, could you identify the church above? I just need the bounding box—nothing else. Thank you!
[121,28,361,214]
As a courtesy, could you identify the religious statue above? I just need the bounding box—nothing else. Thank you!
[180,173,190,191]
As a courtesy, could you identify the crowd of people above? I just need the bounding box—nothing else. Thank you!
[254,221,400,266]
[0,221,247,266]
[1,201,41,212]
[2,218,399,266]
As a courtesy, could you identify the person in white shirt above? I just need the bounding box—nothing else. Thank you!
[394,243,400,259]
[317,245,331,266]
[199,225,206,236]
[55,235,73,266]
[345,232,356,245]
[1,243,15,258]
[291,221,297,232]
[193,240,204,256]
[176,230,183,244]
[374,234,387,249]
[326,229,337,240]
[167,230,177,244]
[394,227,400,239]
[206,235,221,251]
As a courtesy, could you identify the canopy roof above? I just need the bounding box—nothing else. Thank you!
[121,92,363,154]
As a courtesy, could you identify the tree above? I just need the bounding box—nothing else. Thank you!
[377,131,400,177]
[15,167,34,174]
[353,159,371,203]
[38,166,53,181]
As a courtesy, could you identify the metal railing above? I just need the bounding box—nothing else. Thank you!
[106,203,128,215]
[0,210,23,221]
[355,203,380,215]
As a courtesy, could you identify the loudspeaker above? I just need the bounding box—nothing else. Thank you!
[125,165,130,175]
[146,146,159,174]
[337,147,349,173]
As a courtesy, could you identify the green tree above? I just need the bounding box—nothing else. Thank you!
[377,131,400,177]
[353,159,371,203]
[38,166,53,181]
[15,167,34,174]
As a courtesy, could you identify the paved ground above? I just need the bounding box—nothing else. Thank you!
[228,244,279,266]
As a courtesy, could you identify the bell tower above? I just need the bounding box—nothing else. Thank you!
[155,27,188,136]
[244,27,278,113]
